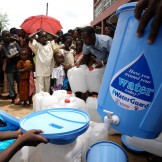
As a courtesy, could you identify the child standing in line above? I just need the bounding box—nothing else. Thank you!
[29,30,59,93]
[74,39,83,64]
[61,33,75,71]
[51,49,65,92]
[59,33,75,90]
[17,48,33,107]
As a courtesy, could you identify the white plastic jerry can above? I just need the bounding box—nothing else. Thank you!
[58,97,86,111]
[28,139,82,162]
[41,95,59,110]
[67,65,88,93]
[86,95,102,123]
[85,66,105,93]
[33,92,50,111]
[52,90,75,101]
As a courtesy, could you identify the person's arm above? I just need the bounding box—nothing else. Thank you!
[28,30,42,43]
[18,65,33,73]
[134,0,162,44]
[0,129,48,162]
[94,59,106,68]
[0,130,21,141]
[75,54,90,67]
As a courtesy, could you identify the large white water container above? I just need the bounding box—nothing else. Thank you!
[10,146,29,162]
[78,121,108,162]
[85,66,105,93]
[52,90,75,101]
[125,133,162,157]
[41,95,59,110]
[86,95,102,123]
[27,139,82,162]
[67,65,88,93]
[58,97,86,111]
[33,92,50,111]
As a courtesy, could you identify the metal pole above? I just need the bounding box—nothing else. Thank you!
[46,3,48,16]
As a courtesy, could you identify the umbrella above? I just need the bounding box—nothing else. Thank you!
[20,15,62,35]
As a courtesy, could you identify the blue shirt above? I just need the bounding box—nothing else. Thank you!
[82,34,112,61]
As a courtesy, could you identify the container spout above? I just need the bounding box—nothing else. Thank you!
[103,110,120,132]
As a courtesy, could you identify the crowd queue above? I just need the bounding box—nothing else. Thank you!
[0,25,114,106]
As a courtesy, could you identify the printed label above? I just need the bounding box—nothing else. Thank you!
[110,53,154,111]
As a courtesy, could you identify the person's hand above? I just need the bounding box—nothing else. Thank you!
[95,60,104,68]
[26,65,33,71]
[75,61,80,68]
[63,64,72,70]
[134,0,162,44]
[19,129,48,147]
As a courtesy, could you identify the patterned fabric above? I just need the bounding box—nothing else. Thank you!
[19,79,29,101]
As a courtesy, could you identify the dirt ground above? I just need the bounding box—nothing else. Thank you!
[0,98,33,118]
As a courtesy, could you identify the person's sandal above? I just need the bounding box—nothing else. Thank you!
[14,98,21,105]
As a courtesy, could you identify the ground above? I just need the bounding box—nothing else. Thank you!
[0,99,33,118]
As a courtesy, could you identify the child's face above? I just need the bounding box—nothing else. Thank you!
[76,41,83,53]
[55,53,64,64]
[64,38,72,49]
[38,31,48,45]
[20,50,28,61]
[2,32,11,43]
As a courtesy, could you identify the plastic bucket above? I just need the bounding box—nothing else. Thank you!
[86,141,128,162]
[97,2,162,138]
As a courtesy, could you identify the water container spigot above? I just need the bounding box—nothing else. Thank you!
[103,110,120,131]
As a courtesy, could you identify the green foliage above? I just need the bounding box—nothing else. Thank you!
[0,12,9,32]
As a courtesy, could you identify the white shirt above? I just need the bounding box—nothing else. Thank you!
[59,49,75,66]
[29,40,58,77]
[51,65,65,85]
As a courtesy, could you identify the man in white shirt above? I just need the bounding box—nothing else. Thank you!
[29,30,59,93]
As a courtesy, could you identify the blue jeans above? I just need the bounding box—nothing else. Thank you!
[7,72,20,98]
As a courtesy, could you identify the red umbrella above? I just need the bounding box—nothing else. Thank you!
[20,15,62,34]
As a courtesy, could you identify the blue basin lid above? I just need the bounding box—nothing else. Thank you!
[0,110,20,127]
[116,2,137,15]
[20,108,90,140]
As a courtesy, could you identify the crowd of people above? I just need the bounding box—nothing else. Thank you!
[0,25,114,106]
[0,0,162,161]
